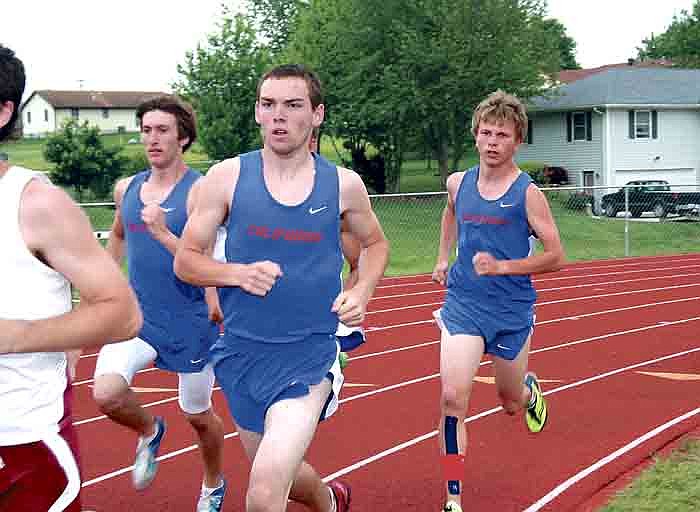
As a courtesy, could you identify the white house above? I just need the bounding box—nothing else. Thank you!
[517,67,700,195]
[20,90,167,137]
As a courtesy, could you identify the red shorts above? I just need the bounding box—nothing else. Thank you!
[0,387,82,511]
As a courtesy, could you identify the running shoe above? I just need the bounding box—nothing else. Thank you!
[525,372,548,433]
[196,478,227,512]
[329,480,352,512]
[442,500,463,512]
[132,416,166,490]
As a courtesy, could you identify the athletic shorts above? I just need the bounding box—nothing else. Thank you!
[0,415,82,511]
[336,322,366,352]
[212,333,344,434]
[434,308,533,361]
[94,337,216,414]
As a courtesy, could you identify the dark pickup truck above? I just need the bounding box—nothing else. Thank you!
[600,180,700,218]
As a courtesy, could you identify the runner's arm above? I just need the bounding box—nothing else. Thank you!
[0,180,142,353]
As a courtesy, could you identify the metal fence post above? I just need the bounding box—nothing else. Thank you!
[624,186,630,256]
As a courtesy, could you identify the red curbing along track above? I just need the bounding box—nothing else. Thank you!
[71,254,700,511]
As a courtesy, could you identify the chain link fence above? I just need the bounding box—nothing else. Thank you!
[80,183,699,277]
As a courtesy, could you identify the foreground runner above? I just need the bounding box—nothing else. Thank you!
[0,44,142,512]
[175,63,389,512]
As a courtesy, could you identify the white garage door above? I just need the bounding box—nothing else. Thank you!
[615,168,697,187]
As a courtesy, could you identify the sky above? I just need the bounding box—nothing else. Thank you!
[2,0,696,100]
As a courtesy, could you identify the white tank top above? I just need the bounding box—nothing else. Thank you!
[0,166,72,445]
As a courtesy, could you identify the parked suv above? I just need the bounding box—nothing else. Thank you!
[600,180,700,218]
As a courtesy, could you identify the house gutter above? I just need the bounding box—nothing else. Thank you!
[529,103,700,112]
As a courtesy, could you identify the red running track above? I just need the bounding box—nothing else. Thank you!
[70,254,700,511]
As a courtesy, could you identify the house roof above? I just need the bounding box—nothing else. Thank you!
[530,68,700,112]
[556,60,673,84]
[25,90,167,109]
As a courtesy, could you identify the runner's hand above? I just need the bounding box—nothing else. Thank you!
[332,289,366,327]
[239,261,282,296]
[432,260,449,285]
[472,251,504,276]
[141,203,169,239]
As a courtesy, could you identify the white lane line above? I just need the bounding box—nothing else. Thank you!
[366,296,700,333]
[373,261,700,291]
[320,347,700,484]
[77,268,700,358]
[79,329,700,488]
[73,313,700,425]
[371,274,700,302]
[523,407,700,512]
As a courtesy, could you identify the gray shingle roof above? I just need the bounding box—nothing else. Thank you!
[530,68,700,111]
[32,90,167,109]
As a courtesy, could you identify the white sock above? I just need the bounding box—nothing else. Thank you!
[202,477,224,493]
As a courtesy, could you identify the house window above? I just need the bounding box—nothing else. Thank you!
[566,111,592,142]
[71,108,79,119]
[635,111,650,138]
[102,108,109,119]
[573,112,586,140]
[628,110,658,139]
[44,109,48,122]
[26,111,31,124]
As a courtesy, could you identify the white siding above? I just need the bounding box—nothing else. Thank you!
[608,108,700,186]
[54,108,140,134]
[21,95,56,136]
[516,111,603,187]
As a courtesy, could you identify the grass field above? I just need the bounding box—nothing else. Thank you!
[0,132,212,173]
[602,440,700,511]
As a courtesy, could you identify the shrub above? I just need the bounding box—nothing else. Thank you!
[519,161,548,185]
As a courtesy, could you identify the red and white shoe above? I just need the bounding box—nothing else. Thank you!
[329,480,352,512]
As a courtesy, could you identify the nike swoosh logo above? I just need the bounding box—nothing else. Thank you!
[190,358,204,364]
[160,207,176,213]
[308,206,328,215]
[496,344,512,350]
[500,203,513,208]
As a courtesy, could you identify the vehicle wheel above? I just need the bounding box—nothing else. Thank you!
[605,203,618,218]
[653,203,667,218]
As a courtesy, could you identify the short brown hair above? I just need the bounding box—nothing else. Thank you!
[136,94,197,152]
[257,64,323,110]
[0,45,26,141]
[471,90,528,143]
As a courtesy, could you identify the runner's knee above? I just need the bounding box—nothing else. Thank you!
[247,479,282,512]
[92,373,129,412]
[440,386,468,415]
[184,408,220,432]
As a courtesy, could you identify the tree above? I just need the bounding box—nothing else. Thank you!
[288,0,560,190]
[543,18,580,70]
[245,0,309,56]
[175,10,272,160]
[44,120,127,201]
[637,0,700,67]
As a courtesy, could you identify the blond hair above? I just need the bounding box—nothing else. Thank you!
[471,90,528,142]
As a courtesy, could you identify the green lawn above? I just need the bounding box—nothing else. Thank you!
[602,440,700,512]
[0,132,212,172]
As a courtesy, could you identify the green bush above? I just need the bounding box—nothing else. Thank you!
[519,161,548,185]
[124,151,150,175]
